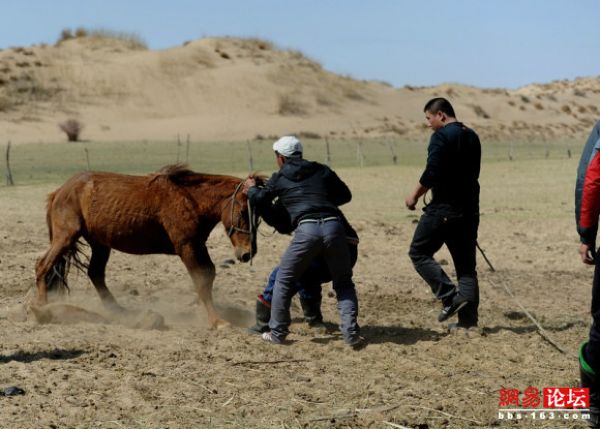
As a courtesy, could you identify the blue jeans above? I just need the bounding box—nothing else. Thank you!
[269,219,359,343]
[261,260,328,304]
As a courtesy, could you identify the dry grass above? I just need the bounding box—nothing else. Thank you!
[56,27,147,50]
[277,93,308,116]
[471,104,491,119]
[0,71,63,110]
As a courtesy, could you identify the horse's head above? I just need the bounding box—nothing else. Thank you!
[221,175,265,263]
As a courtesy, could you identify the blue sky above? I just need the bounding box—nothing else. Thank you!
[1,0,598,89]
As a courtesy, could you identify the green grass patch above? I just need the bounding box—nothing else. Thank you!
[0,138,581,186]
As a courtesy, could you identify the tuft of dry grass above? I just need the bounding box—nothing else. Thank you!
[56,27,147,50]
[297,131,321,139]
[277,93,308,116]
[314,91,337,107]
[471,104,491,119]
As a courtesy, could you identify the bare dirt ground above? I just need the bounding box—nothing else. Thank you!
[0,160,592,429]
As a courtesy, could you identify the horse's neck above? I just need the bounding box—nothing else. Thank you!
[187,179,238,221]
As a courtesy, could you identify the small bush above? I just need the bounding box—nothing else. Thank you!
[471,105,491,119]
[561,105,572,114]
[58,28,74,44]
[56,27,147,50]
[278,94,307,116]
[315,92,336,107]
[246,38,273,51]
[74,27,88,38]
[534,102,544,110]
[59,119,84,142]
[297,131,321,139]
[520,95,530,103]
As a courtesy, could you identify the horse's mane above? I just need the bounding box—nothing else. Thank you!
[155,164,267,187]
[155,164,237,187]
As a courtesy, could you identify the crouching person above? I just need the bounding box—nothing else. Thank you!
[243,135,362,347]
[248,212,359,334]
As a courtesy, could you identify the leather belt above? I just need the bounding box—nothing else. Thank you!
[298,216,339,225]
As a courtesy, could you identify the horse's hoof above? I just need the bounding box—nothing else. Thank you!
[105,303,127,314]
[210,319,230,329]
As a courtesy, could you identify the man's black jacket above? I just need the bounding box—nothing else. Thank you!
[419,122,481,214]
[248,158,351,227]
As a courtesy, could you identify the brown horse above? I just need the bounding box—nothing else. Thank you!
[35,164,261,328]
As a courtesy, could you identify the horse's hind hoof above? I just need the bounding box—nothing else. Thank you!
[210,319,230,330]
[105,302,127,314]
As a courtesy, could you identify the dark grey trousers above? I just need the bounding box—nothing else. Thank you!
[269,218,360,343]
[409,206,479,325]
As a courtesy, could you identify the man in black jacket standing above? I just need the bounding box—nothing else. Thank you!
[405,98,481,330]
[244,136,361,346]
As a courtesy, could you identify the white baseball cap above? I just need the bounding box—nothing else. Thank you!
[273,136,303,158]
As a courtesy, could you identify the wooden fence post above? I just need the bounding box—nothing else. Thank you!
[84,147,90,170]
[387,141,398,165]
[185,134,191,164]
[356,141,364,168]
[246,140,254,172]
[5,141,14,186]
[325,138,331,166]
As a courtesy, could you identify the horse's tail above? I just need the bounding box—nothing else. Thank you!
[44,242,88,295]
[44,191,88,294]
[46,191,56,241]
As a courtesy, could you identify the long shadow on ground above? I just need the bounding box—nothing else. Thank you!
[0,348,85,364]
[310,324,443,346]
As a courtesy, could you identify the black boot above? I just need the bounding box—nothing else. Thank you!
[300,297,326,331]
[247,299,271,335]
[580,342,600,428]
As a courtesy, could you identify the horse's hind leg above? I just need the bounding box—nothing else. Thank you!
[88,243,123,312]
[179,244,225,329]
[35,233,77,306]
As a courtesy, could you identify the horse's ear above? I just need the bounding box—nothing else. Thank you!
[249,172,267,187]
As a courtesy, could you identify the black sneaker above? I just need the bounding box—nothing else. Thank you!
[346,336,367,350]
[438,295,469,322]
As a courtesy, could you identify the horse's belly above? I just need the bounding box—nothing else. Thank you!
[88,226,176,255]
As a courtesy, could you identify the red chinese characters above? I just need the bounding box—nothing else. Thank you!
[521,387,541,408]
[499,388,520,407]
[543,388,590,409]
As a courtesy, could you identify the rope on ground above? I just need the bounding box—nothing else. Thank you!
[486,276,568,354]
[408,405,483,425]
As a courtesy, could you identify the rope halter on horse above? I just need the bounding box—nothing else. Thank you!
[224,180,259,264]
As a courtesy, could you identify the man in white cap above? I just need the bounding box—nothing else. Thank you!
[243,136,361,347]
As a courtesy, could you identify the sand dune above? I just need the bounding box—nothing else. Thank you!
[0,35,598,143]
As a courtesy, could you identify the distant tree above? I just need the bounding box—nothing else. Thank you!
[59,119,83,142]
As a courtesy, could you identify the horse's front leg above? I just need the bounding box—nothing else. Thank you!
[179,244,228,329]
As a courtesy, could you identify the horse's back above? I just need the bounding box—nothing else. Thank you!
[50,171,176,254]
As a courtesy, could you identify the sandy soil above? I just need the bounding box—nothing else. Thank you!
[0,160,592,429]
